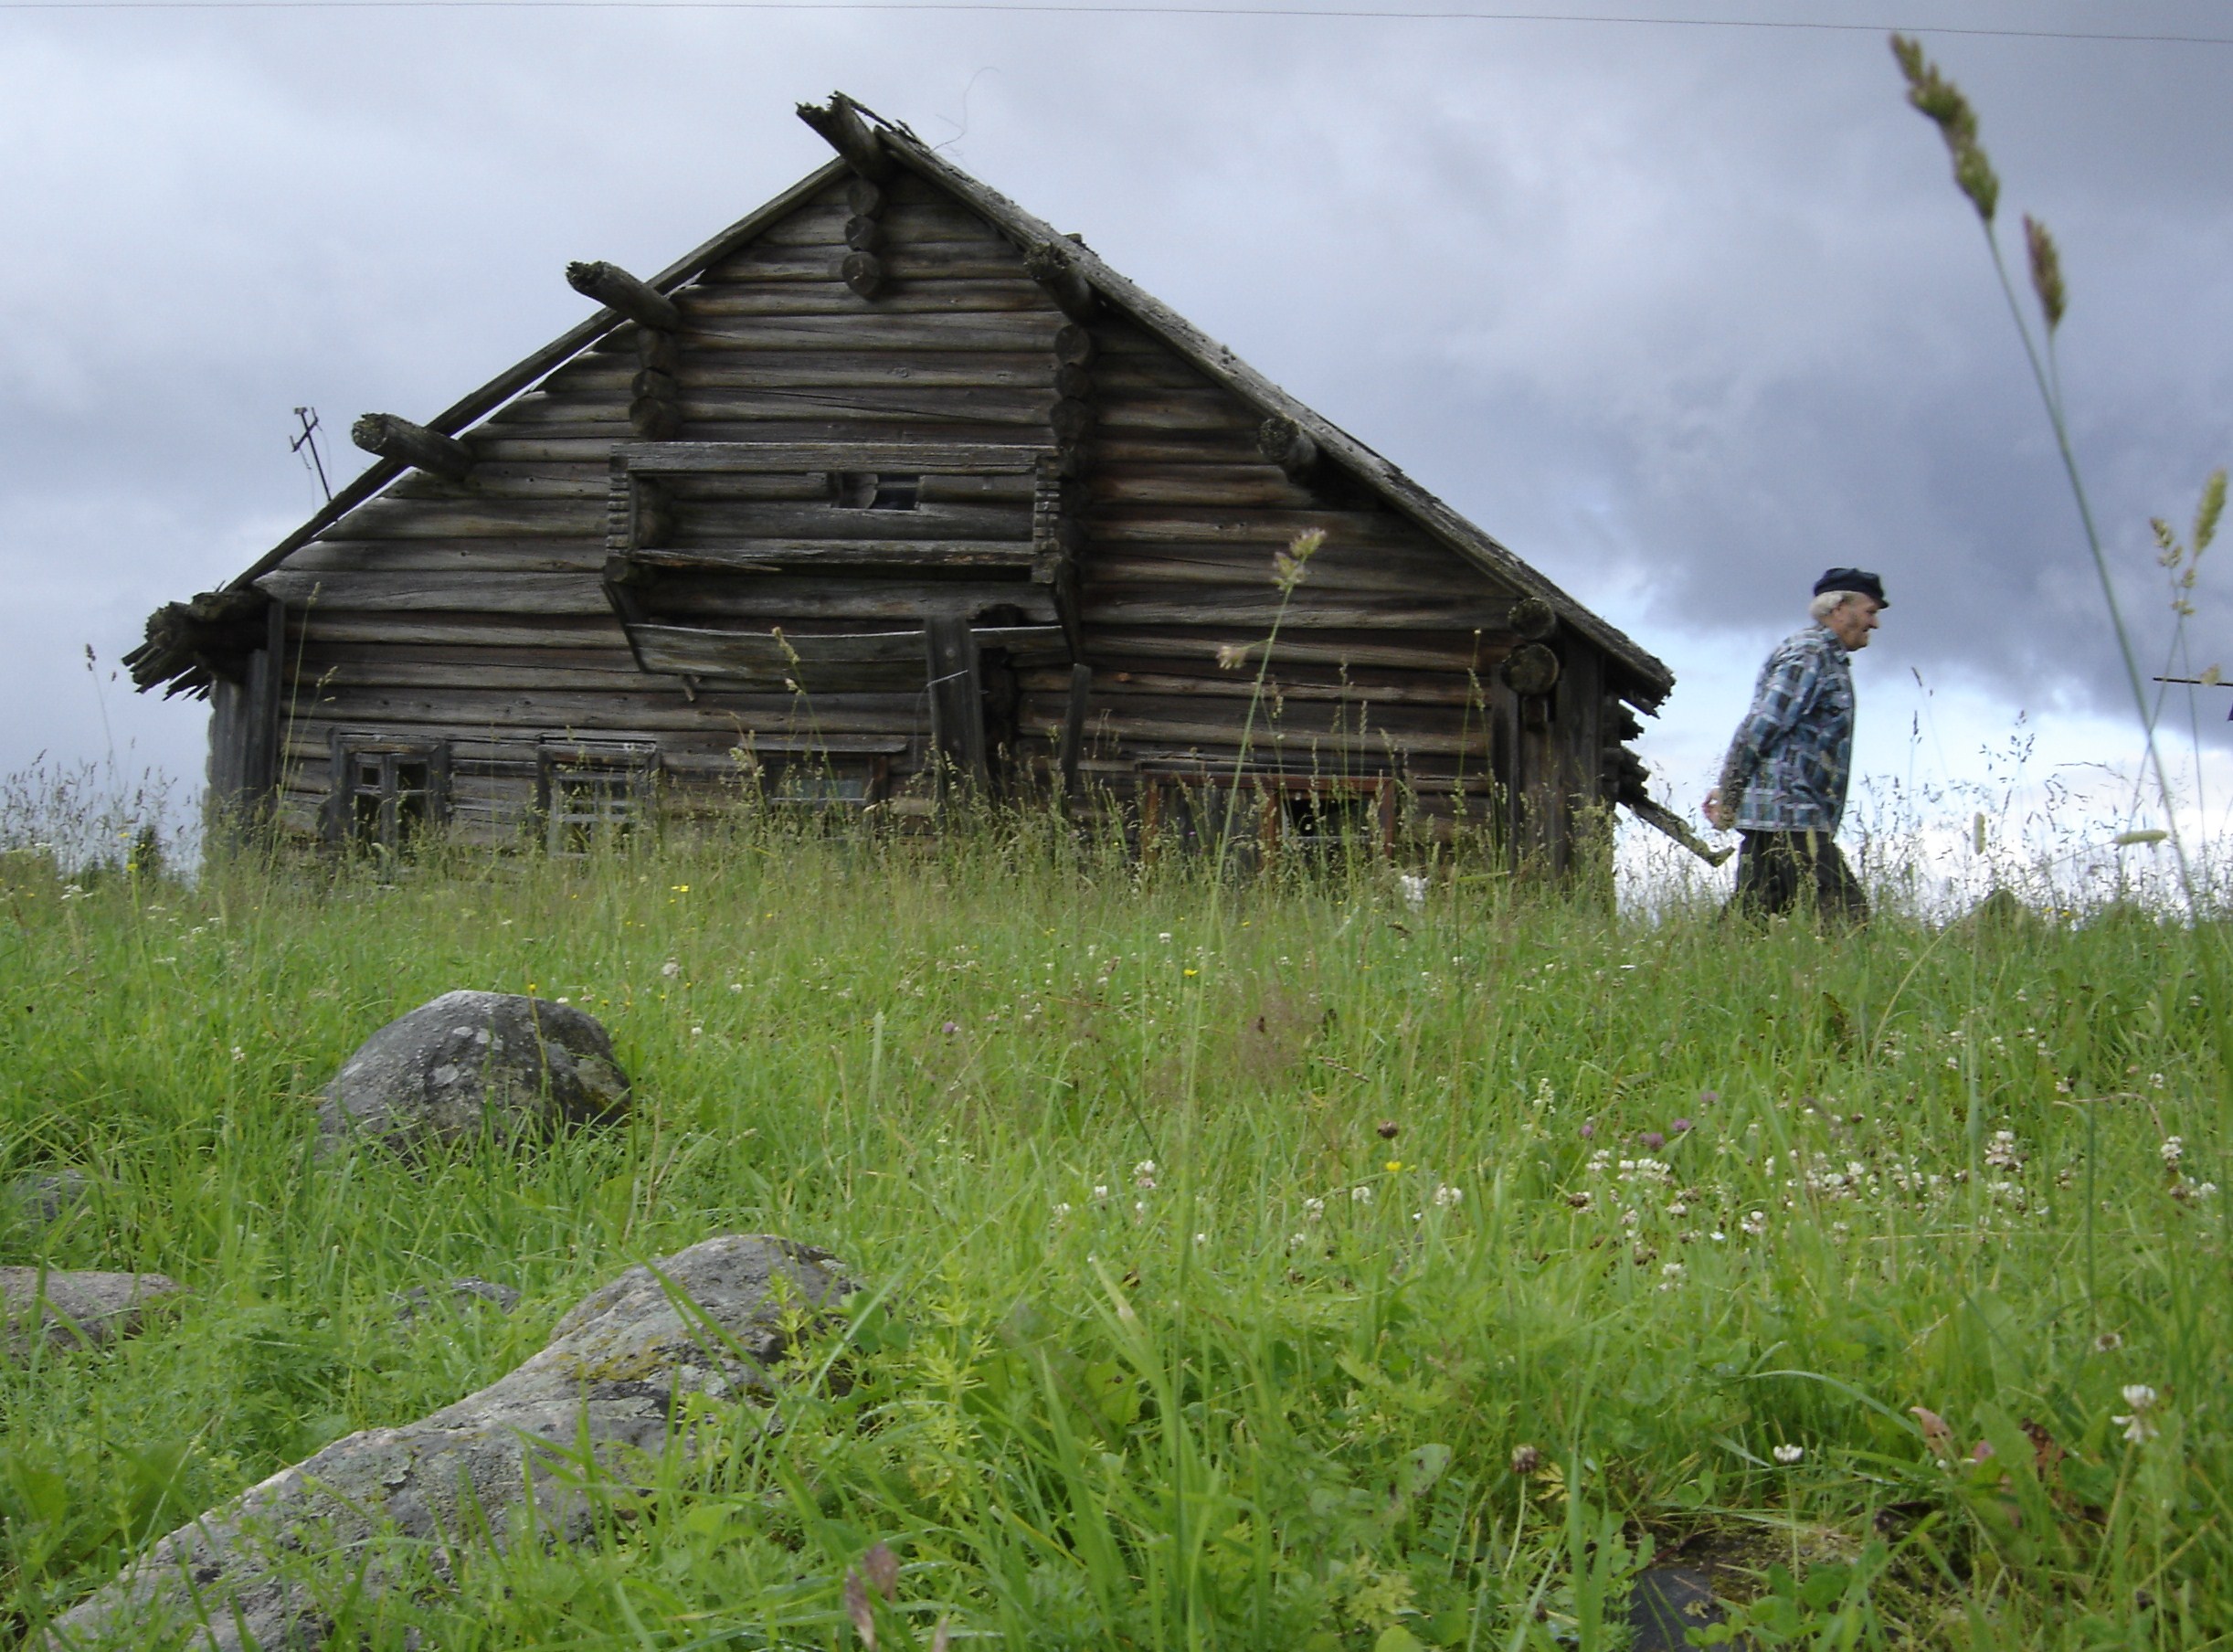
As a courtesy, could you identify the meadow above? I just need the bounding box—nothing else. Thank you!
[0,819,2226,1650]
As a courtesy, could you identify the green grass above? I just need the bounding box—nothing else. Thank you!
[1,823,2227,1650]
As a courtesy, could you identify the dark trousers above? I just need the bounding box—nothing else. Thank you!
[1729,830,1868,925]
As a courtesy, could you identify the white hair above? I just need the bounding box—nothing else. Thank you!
[1809,590,1862,622]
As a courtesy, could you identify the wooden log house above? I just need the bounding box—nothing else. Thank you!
[130,95,1703,876]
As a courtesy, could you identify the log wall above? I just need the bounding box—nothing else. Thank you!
[257,168,1623,861]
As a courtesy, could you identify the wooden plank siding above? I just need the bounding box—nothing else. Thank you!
[242,164,1617,863]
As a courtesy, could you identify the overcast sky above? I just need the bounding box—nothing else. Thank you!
[5,0,2229,861]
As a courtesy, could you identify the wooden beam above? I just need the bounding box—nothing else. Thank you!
[565,260,683,332]
[1508,595,1558,641]
[1057,662,1093,801]
[349,414,473,482]
[1024,242,1098,321]
[797,94,894,182]
[1256,415,1318,482]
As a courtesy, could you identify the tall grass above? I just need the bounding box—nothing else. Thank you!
[1,809,2226,1648]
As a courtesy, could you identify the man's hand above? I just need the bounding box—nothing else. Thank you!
[1703,789,1735,831]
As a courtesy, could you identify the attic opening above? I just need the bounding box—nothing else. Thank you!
[831,471,920,511]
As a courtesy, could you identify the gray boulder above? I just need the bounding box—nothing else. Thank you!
[317,990,630,1156]
[1,1267,182,1354]
[5,1169,92,1237]
[44,1234,852,1651]
[392,1276,522,1325]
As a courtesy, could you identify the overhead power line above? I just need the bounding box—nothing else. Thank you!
[3,0,2230,42]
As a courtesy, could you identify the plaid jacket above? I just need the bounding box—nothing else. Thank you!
[1718,624,1855,833]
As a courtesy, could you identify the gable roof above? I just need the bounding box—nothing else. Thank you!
[163,100,1672,710]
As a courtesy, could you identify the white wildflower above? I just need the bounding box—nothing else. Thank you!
[661,960,682,979]
[1302,1196,1325,1222]
[1433,1184,1463,1208]
[1773,1444,1804,1465]
[2113,1383,2162,1444]
[2161,1137,2185,1170]
[1741,1210,1769,1237]
[1350,1185,1374,1205]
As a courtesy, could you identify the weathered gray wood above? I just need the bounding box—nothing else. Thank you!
[841,251,885,299]
[1053,323,1095,366]
[797,95,894,181]
[1020,666,1487,707]
[888,129,1673,705]
[312,497,606,540]
[259,570,612,615]
[717,245,1021,282]
[618,440,1044,475]
[1051,398,1095,444]
[1084,628,1491,672]
[1080,545,1499,595]
[565,261,683,332]
[676,309,1064,350]
[351,414,474,482]
[1085,466,1319,510]
[629,538,1040,571]
[1501,641,1561,697]
[1087,507,1431,552]
[1023,241,1098,321]
[1256,415,1319,482]
[925,613,989,791]
[643,578,1060,624]
[1081,590,1519,629]
[1508,595,1558,641]
[843,216,885,253]
[637,328,679,374]
[676,280,1052,316]
[844,178,885,217]
[1054,363,1093,400]
[282,542,609,576]
[1057,662,1093,798]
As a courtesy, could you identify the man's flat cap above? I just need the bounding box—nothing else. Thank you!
[1815,567,1889,607]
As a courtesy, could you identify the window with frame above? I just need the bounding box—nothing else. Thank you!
[736,752,888,814]
[539,743,657,854]
[330,736,448,851]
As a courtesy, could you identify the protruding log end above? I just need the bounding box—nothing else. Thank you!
[351,413,473,482]
[1053,323,1096,367]
[844,215,885,253]
[845,177,886,216]
[565,260,683,333]
[1024,242,1098,321]
[629,398,682,440]
[1050,397,1096,445]
[1256,415,1319,481]
[1500,641,1561,698]
[841,250,886,299]
[1508,595,1559,641]
[798,94,894,182]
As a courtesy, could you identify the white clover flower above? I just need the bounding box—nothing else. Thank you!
[1741,1210,1769,1236]
[1135,1160,1158,1178]
[2161,1137,2185,1169]
[728,982,744,993]
[661,960,682,979]
[1566,1190,1594,1212]
[1193,1232,1208,1245]
[1158,932,1172,944]
[230,1045,247,1063]
[1288,1232,1309,1250]
[1773,1444,1804,1465]
[1302,1196,1325,1222]
[1091,1184,1110,1202]
[1433,1184,1463,1208]
[2122,1383,2158,1410]
[1350,1186,1374,1205]
[1620,1209,1640,1229]
[1052,1202,1073,1221]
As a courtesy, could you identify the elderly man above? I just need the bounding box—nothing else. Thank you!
[1704,568,1887,922]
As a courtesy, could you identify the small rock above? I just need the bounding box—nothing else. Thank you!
[1,1267,183,1354]
[4,1170,92,1235]
[317,990,630,1157]
[393,1276,523,1325]
[47,1234,852,1650]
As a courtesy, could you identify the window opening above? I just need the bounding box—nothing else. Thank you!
[1277,789,1378,860]
[335,744,443,852]
[831,471,920,511]
[540,746,654,856]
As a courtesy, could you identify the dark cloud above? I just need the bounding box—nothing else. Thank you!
[1,0,2228,798]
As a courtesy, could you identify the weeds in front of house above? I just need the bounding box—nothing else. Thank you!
[0,804,2227,1648]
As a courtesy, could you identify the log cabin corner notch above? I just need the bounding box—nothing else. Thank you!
[130,91,1696,877]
